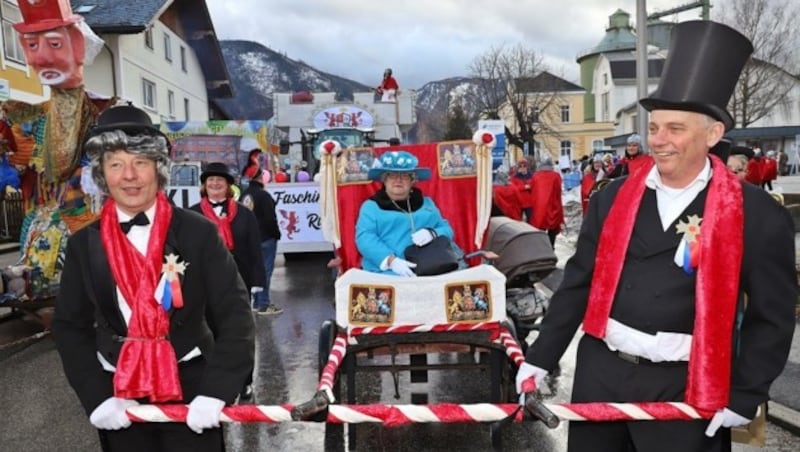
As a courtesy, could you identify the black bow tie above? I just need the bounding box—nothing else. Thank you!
[120,212,150,234]
[210,200,227,208]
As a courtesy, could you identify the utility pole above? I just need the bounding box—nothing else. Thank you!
[636,0,649,147]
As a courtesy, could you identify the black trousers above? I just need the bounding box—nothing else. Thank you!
[98,357,226,452]
[99,423,224,452]
[567,335,731,452]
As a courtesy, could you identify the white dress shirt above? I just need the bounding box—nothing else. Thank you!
[603,158,712,361]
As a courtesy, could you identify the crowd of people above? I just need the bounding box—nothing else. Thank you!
[492,156,565,248]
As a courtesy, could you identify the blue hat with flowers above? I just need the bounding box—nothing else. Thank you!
[367,151,431,181]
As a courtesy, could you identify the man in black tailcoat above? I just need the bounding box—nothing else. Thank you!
[515,21,797,452]
[53,105,255,452]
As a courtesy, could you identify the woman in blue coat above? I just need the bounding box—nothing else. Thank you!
[356,151,453,276]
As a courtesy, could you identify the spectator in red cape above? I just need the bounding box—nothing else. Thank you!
[376,68,399,102]
[581,155,605,214]
[510,158,535,221]
[608,133,649,178]
[762,151,778,190]
[745,149,764,186]
[491,171,523,220]
[529,156,563,248]
[726,154,749,182]
[241,148,262,181]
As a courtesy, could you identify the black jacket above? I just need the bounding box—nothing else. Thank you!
[240,180,281,241]
[189,201,266,290]
[53,208,255,415]
[526,175,797,419]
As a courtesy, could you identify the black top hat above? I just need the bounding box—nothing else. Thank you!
[201,162,235,185]
[639,21,753,131]
[84,105,171,150]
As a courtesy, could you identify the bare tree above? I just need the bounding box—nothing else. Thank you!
[465,43,564,157]
[719,0,800,127]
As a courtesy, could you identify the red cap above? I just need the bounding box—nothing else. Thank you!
[13,0,82,34]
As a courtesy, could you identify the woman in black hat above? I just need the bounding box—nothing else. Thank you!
[190,162,265,400]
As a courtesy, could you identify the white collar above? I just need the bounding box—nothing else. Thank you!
[645,157,712,193]
[116,203,157,223]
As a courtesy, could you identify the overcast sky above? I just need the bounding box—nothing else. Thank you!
[205,0,724,89]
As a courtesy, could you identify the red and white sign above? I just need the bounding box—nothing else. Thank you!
[313,106,374,129]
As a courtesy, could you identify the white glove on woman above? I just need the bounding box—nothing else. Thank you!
[411,228,435,246]
[89,397,139,430]
[186,395,226,434]
[705,407,751,437]
[515,362,548,395]
[250,286,264,294]
[389,257,417,277]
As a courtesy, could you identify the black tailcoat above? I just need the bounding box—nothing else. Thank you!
[189,202,266,290]
[527,175,796,421]
[53,208,256,415]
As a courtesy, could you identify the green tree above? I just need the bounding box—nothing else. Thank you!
[443,104,472,140]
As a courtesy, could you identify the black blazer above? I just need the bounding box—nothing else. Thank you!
[526,176,797,418]
[53,208,255,415]
[189,201,266,290]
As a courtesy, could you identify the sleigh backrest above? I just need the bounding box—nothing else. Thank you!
[327,140,490,273]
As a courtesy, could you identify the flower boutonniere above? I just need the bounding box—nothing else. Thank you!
[155,253,188,311]
[674,214,702,275]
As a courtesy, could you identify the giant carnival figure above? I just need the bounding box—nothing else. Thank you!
[0,0,112,297]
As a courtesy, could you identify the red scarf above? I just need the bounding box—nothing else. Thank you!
[582,155,743,415]
[200,197,238,250]
[101,191,183,402]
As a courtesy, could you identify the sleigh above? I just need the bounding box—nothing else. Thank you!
[287,132,562,450]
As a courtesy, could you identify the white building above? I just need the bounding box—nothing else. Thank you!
[77,0,232,123]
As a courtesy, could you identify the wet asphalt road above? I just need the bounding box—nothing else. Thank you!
[2,252,800,451]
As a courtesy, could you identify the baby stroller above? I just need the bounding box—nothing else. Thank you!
[485,216,558,350]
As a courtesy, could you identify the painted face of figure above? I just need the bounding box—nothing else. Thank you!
[20,25,85,88]
[103,150,159,216]
[383,172,414,201]
[204,175,229,202]
[647,110,724,188]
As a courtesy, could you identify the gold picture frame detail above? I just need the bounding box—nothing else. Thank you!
[438,140,477,179]
[348,284,396,325]
[337,147,374,185]
[444,280,492,323]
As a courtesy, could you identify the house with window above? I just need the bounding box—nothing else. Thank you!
[71,0,233,122]
[503,71,615,164]
[0,0,49,103]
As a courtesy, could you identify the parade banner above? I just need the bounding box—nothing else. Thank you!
[270,182,330,253]
[160,120,271,174]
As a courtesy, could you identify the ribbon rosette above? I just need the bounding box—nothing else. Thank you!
[674,214,701,275]
[155,253,188,311]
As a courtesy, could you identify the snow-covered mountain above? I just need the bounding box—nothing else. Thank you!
[214,40,484,142]
[214,40,372,120]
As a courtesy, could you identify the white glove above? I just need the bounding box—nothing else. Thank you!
[250,286,264,294]
[411,228,435,246]
[515,362,548,396]
[89,397,139,430]
[705,407,751,437]
[186,395,226,434]
[389,257,417,277]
